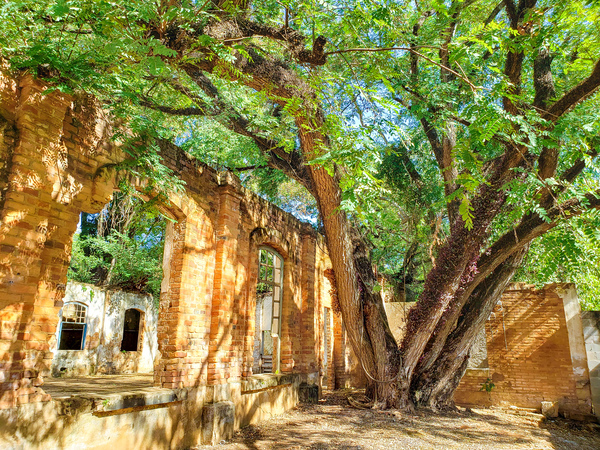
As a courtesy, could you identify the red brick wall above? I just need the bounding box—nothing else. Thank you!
[454,284,592,415]
[0,74,122,408]
[1,69,349,408]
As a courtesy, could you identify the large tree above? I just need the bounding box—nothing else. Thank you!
[2,0,600,409]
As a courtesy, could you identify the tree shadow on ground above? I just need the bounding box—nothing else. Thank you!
[209,390,600,450]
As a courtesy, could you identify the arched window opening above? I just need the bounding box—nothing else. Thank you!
[121,309,142,352]
[253,247,283,374]
[58,303,87,350]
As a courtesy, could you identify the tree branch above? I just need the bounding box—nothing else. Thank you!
[543,58,600,122]
[325,45,439,55]
[533,46,556,110]
[206,19,328,65]
[475,188,600,287]
[502,0,539,114]
[484,2,505,26]
[138,99,211,116]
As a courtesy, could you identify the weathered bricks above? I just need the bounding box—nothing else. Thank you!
[0,65,354,410]
[455,284,593,416]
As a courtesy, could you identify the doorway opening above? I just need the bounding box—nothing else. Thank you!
[253,247,284,374]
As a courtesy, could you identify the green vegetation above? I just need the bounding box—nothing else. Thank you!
[516,212,600,310]
[68,193,167,297]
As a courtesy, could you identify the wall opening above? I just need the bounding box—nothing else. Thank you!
[121,309,142,351]
[58,303,88,350]
[68,193,167,296]
[253,247,283,374]
[49,191,172,379]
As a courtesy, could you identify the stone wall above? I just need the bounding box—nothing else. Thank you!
[50,282,158,377]
[582,310,600,419]
[454,284,593,418]
[383,302,414,342]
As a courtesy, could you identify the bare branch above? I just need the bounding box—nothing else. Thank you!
[325,45,439,55]
[228,164,264,172]
[484,2,504,26]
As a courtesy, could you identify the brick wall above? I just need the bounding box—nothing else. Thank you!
[0,73,122,408]
[0,68,350,409]
[454,284,593,416]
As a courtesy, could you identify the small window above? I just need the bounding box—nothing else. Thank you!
[121,309,141,352]
[58,303,87,350]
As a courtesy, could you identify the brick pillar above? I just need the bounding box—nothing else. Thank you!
[279,242,301,374]
[207,186,242,384]
[333,311,344,388]
[155,206,216,389]
[0,78,77,408]
[299,233,318,377]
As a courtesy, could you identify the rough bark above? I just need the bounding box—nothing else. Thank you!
[411,247,528,408]
[298,120,403,407]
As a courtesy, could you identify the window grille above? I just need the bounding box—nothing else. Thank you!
[58,303,87,350]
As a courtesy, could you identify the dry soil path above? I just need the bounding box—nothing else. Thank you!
[198,390,600,450]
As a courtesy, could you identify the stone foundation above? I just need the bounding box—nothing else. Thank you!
[0,373,301,448]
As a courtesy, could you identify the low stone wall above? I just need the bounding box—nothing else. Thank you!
[0,373,301,448]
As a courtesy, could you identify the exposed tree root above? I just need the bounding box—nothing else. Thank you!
[348,395,374,410]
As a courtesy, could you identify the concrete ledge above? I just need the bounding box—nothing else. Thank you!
[241,373,298,393]
[95,388,186,412]
[51,387,185,414]
[92,400,183,417]
[464,368,490,376]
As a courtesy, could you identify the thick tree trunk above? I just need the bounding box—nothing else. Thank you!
[297,120,404,407]
[350,227,406,407]
[401,181,506,377]
[410,246,529,408]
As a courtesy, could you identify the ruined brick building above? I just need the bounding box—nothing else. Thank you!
[2,66,600,450]
[0,68,362,448]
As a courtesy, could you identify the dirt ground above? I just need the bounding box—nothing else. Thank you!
[198,390,600,450]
